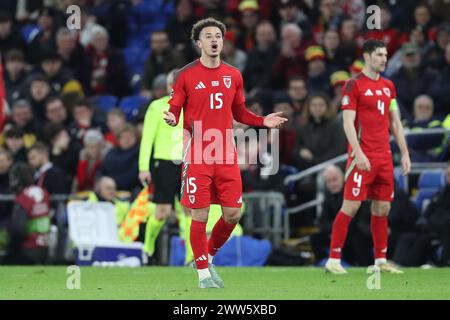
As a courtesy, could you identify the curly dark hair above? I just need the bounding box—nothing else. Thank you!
[191,17,226,42]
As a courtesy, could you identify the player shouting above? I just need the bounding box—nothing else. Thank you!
[164,18,287,288]
[325,39,411,274]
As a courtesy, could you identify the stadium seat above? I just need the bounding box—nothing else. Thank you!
[123,46,142,68]
[418,170,446,189]
[119,95,150,120]
[414,188,440,213]
[21,24,40,43]
[90,95,118,113]
[394,167,408,193]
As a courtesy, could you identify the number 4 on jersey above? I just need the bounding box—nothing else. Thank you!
[377,100,385,115]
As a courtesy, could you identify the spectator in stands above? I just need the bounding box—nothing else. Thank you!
[165,0,198,62]
[304,46,331,94]
[104,108,127,147]
[3,49,27,104]
[42,123,81,185]
[38,51,74,93]
[27,7,60,65]
[390,43,435,117]
[423,23,450,73]
[412,3,437,41]
[141,30,185,99]
[27,142,70,195]
[339,17,361,62]
[402,95,446,162]
[329,70,350,113]
[75,129,109,191]
[3,163,50,265]
[277,0,312,41]
[26,75,52,123]
[98,125,140,192]
[68,98,105,144]
[222,31,247,71]
[85,25,131,97]
[0,11,26,56]
[312,0,346,44]
[272,23,307,89]
[0,148,13,223]
[44,96,70,127]
[56,27,89,86]
[310,165,373,266]
[429,42,450,117]
[292,92,346,170]
[322,29,351,70]
[6,99,39,148]
[273,97,297,165]
[151,73,168,101]
[3,127,28,164]
[236,0,259,52]
[287,76,309,125]
[243,20,278,91]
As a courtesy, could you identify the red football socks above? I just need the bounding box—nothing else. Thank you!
[371,215,388,260]
[329,211,353,259]
[208,216,237,257]
[190,220,208,269]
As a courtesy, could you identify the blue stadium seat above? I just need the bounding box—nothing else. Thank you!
[280,165,299,194]
[119,95,150,120]
[21,24,40,43]
[91,95,118,113]
[394,167,408,193]
[418,170,446,189]
[415,188,440,213]
[123,46,142,68]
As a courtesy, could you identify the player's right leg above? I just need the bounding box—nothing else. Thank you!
[325,200,361,274]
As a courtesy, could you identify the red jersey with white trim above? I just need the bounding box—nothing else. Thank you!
[169,59,247,164]
[341,72,397,159]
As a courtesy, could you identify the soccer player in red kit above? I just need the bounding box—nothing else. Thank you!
[325,39,411,274]
[164,18,287,288]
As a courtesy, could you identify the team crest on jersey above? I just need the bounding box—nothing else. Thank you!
[352,188,360,197]
[383,88,391,97]
[342,95,349,106]
[223,76,231,88]
[189,195,195,204]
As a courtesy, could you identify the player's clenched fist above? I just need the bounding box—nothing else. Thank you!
[163,110,177,126]
[263,112,288,129]
[355,150,371,171]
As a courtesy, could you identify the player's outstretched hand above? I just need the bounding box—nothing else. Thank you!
[163,110,177,126]
[139,171,151,186]
[263,112,288,129]
[401,153,411,176]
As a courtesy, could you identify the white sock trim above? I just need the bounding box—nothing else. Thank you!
[198,268,211,281]
[208,254,214,264]
[375,258,387,266]
[328,258,341,264]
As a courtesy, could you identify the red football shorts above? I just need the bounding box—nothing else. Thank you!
[343,156,394,202]
[180,162,243,209]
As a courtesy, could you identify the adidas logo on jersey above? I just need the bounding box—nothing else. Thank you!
[195,81,206,90]
[237,196,242,204]
[364,89,374,96]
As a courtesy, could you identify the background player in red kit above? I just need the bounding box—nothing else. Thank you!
[164,18,287,288]
[325,39,411,274]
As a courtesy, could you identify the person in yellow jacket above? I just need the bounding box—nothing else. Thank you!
[138,69,190,258]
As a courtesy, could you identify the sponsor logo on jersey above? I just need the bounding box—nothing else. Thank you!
[342,95,349,105]
[195,81,206,90]
[376,90,382,96]
[352,187,360,197]
[383,88,391,97]
[211,80,219,87]
[364,89,373,96]
[223,76,231,88]
[189,195,195,204]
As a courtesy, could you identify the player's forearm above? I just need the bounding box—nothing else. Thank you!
[392,121,409,156]
[343,117,363,156]
[169,104,182,125]
[232,102,265,127]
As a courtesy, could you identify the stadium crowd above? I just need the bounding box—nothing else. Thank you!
[0,0,449,266]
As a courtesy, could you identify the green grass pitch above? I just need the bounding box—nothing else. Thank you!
[1,266,450,300]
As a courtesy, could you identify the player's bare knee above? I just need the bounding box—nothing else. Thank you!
[223,208,241,224]
[341,200,361,217]
[372,201,390,216]
[191,208,209,222]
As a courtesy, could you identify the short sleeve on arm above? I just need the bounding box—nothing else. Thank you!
[168,71,186,107]
[234,71,246,106]
[340,79,358,111]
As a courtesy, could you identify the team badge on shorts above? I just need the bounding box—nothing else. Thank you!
[342,95,349,106]
[189,195,195,204]
[352,188,360,197]
[223,76,231,88]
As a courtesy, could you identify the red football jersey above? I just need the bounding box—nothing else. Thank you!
[341,72,397,159]
[169,59,250,164]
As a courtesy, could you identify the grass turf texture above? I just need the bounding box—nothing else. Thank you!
[1,266,450,300]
